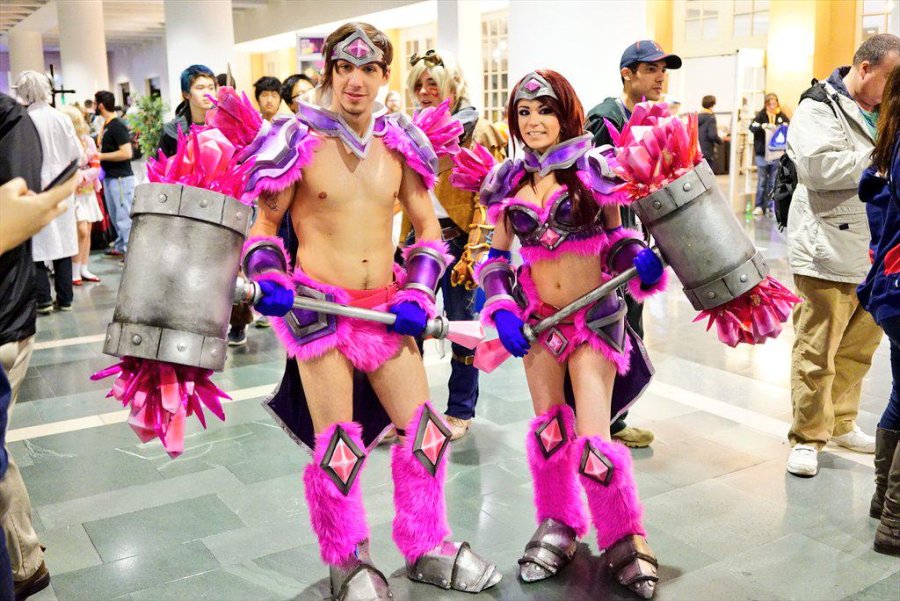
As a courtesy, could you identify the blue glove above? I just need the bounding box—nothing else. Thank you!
[633,248,663,287]
[388,301,428,337]
[494,309,530,357]
[255,279,294,316]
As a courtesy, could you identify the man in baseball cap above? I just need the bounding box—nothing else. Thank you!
[582,40,681,449]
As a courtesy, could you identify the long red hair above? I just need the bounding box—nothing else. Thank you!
[507,70,597,227]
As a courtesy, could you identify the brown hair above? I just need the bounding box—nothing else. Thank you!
[322,22,393,90]
[701,95,716,109]
[507,70,597,227]
[872,64,900,175]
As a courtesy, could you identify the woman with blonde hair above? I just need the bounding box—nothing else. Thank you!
[59,104,103,284]
[403,49,506,439]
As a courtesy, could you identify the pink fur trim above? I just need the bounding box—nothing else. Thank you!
[626,266,669,302]
[391,402,452,562]
[242,235,292,274]
[577,436,646,550]
[304,422,370,567]
[401,239,454,268]
[382,121,436,190]
[269,266,404,372]
[242,128,320,203]
[390,288,439,320]
[481,298,524,329]
[518,267,631,373]
[519,234,606,264]
[486,201,505,225]
[526,405,588,537]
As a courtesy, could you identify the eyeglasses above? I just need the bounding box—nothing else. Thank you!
[409,49,444,68]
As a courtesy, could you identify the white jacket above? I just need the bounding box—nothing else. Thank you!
[28,101,84,263]
[785,71,874,284]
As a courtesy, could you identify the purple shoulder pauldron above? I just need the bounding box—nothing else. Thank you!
[575,144,628,206]
[481,159,526,224]
[240,115,319,203]
[379,112,440,189]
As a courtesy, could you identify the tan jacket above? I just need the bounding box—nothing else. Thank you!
[785,77,874,284]
[400,117,506,241]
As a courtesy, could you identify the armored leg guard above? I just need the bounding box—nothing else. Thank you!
[519,404,588,582]
[578,436,658,599]
[304,423,391,600]
[391,402,501,593]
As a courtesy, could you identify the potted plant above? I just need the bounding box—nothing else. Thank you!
[126,95,168,160]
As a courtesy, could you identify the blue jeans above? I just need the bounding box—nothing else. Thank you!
[878,316,900,430]
[104,175,135,253]
[754,155,778,209]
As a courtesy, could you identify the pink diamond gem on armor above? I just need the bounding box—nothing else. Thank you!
[524,78,542,93]
[539,228,561,247]
[539,418,563,454]
[545,329,567,356]
[328,439,358,485]
[346,38,373,59]
[584,451,610,482]
[421,419,447,467]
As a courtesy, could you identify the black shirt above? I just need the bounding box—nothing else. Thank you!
[100,117,133,178]
[0,93,42,346]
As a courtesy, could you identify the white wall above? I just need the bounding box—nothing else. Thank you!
[508,0,649,112]
[109,38,170,109]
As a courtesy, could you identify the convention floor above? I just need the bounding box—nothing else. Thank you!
[12,216,897,600]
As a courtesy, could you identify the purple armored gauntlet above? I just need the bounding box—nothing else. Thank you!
[605,228,648,276]
[392,240,453,319]
[475,257,523,327]
[240,235,294,292]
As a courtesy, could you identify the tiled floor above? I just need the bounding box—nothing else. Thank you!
[11,215,897,601]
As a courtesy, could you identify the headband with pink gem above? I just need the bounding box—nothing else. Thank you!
[513,72,559,104]
[330,27,385,68]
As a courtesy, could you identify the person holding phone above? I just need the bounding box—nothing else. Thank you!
[13,71,83,314]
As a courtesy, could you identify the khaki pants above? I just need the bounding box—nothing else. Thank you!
[789,275,883,449]
[0,336,43,581]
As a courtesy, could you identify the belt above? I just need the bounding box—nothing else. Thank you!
[439,218,465,241]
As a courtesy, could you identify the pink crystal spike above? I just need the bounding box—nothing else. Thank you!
[445,320,486,350]
[473,338,512,373]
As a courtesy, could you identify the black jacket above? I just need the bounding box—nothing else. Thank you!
[698,112,722,162]
[0,93,43,346]
[749,109,789,157]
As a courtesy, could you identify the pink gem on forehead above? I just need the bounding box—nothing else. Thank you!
[346,38,373,59]
[523,78,542,93]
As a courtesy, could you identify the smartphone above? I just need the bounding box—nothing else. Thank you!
[42,158,80,193]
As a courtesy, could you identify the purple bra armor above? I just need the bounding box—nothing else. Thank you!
[506,188,603,251]
[521,134,593,177]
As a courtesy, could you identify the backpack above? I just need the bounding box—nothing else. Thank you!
[771,81,836,231]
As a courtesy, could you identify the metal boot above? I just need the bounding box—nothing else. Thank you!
[518,518,578,582]
[329,540,393,601]
[871,427,900,518]
[605,535,659,599]
[406,541,502,593]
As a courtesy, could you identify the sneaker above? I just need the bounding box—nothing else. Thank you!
[752,206,764,217]
[227,327,247,346]
[255,316,271,328]
[787,444,818,477]
[14,560,50,601]
[104,248,124,257]
[54,302,72,312]
[831,425,876,453]
[612,426,654,448]
[36,303,53,315]
[445,415,471,441]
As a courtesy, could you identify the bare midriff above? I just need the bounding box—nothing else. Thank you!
[289,137,403,290]
[530,253,605,309]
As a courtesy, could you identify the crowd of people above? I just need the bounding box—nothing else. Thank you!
[0,22,897,600]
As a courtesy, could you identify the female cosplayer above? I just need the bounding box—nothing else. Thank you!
[453,70,665,598]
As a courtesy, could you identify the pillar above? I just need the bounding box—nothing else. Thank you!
[437,0,484,114]
[58,0,110,102]
[164,0,235,113]
[9,29,45,83]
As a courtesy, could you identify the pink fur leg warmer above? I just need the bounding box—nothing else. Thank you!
[577,436,646,550]
[526,405,589,537]
[391,402,452,563]
[303,422,370,567]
